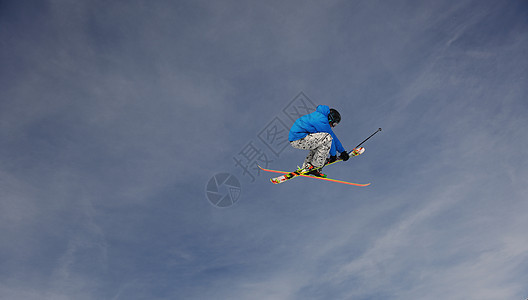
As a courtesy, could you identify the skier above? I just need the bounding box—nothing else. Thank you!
[289,105,349,177]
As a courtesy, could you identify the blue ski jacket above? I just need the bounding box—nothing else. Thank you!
[288,105,346,156]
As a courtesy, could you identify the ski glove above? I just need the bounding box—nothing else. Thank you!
[339,151,350,161]
[328,155,337,164]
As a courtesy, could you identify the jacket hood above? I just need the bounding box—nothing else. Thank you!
[316,105,330,117]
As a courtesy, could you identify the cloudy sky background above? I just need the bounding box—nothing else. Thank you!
[1,0,527,299]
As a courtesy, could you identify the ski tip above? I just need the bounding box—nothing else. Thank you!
[351,147,365,156]
[350,182,371,187]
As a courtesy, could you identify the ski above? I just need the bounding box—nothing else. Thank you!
[257,165,370,187]
[268,146,365,184]
[266,167,302,184]
[257,146,366,185]
[325,146,365,168]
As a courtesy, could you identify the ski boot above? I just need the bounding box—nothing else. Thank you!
[298,163,315,174]
[305,164,327,178]
[307,169,327,178]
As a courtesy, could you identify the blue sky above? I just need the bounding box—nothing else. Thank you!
[1,0,527,299]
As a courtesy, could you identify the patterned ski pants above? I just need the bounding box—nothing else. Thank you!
[290,132,332,168]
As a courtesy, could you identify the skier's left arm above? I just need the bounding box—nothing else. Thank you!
[332,132,346,154]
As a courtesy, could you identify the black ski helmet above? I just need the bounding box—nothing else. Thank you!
[328,108,341,126]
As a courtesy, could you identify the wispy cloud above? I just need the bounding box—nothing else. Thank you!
[1,0,527,299]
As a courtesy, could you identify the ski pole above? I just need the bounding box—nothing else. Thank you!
[320,128,382,169]
[349,128,382,153]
